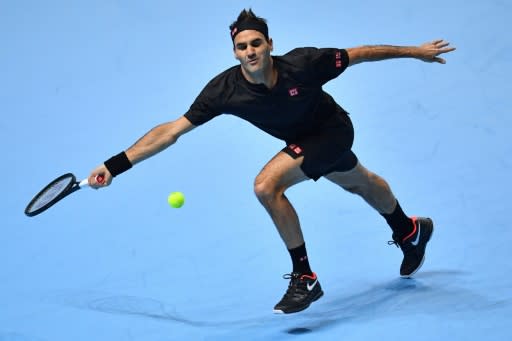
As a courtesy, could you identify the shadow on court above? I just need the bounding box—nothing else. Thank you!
[42,270,508,339]
[283,271,507,335]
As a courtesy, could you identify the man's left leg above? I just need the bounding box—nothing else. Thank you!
[324,161,434,277]
[253,151,323,314]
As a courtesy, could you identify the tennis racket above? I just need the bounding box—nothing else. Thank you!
[24,173,104,217]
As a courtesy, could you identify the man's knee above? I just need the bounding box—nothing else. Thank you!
[254,174,287,202]
[254,175,275,201]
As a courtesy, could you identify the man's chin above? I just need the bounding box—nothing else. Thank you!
[242,65,262,76]
[244,64,261,72]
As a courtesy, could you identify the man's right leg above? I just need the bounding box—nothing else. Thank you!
[253,151,324,314]
[324,161,434,277]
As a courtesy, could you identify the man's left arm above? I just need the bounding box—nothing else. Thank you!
[346,39,456,66]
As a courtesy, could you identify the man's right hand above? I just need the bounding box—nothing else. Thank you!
[89,165,112,189]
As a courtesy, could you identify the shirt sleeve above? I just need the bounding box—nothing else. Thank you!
[184,76,224,126]
[288,47,350,86]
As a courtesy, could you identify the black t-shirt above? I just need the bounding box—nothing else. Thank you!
[184,47,350,142]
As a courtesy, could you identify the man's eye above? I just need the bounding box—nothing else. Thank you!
[236,44,247,50]
[250,40,262,47]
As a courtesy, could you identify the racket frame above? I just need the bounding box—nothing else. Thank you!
[24,173,88,217]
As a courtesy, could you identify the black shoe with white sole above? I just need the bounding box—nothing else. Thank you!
[389,217,434,278]
[273,272,323,314]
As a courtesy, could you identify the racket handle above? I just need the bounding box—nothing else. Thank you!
[79,175,105,188]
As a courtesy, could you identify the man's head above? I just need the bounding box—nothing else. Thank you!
[229,9,269,43]
[230,9,274,79]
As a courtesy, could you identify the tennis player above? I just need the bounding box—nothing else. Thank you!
[88,9,455,314]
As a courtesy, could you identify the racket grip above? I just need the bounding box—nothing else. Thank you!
[79,175,105,187]
[79,178,90,187]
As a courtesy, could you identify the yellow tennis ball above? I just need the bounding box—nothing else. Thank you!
[168,192,185,208]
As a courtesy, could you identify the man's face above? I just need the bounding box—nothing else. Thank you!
[233,30,273,75]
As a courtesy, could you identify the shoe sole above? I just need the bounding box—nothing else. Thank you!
[400,218,434,278]
[273,290,324,314]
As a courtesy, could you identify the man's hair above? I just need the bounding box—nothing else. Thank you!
[229,9,269,42]
[229,9,267,31]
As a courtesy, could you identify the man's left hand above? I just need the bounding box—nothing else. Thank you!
[417,39,456,64]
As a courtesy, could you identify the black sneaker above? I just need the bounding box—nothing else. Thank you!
[389,217,434,278]
[273,272,323,314]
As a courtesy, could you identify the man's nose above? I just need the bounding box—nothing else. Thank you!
[247,46,256,57]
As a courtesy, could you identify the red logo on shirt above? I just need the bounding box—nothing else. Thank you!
[289,144,303,155]
[335,51,343,68]
[288,87,299,96]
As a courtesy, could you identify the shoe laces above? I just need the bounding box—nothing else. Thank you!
[388,232,401,248]
[388,237,416,255]
[283,272,301,283]
[282,272,310,297]
[388,240,400,248]
[388,219,419,248]
[283,272,315,281]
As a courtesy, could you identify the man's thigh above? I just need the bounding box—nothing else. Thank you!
[256,151,309,190]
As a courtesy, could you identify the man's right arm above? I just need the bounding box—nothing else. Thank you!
[126,116,195,165]
[89,115,195,188]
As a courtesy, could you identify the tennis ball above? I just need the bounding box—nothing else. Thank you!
[168,192,185,208]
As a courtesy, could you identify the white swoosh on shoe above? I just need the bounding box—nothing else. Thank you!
[307,279,318,291]
[411,223,421,246]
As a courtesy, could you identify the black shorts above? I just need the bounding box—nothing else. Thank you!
[282,113,358,181]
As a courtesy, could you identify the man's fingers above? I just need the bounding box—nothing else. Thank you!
[440,46,456,54]
[89,174,109,189]
[89,175,97,184]
[420,39,454,63]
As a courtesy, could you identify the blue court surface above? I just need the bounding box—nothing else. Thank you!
[2,1,511,340]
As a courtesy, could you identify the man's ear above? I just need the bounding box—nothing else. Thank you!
[269,38,274,52]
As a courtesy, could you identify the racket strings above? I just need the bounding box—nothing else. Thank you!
[26,176,74,213]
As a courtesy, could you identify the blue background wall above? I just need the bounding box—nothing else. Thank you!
[1,0,511,340]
